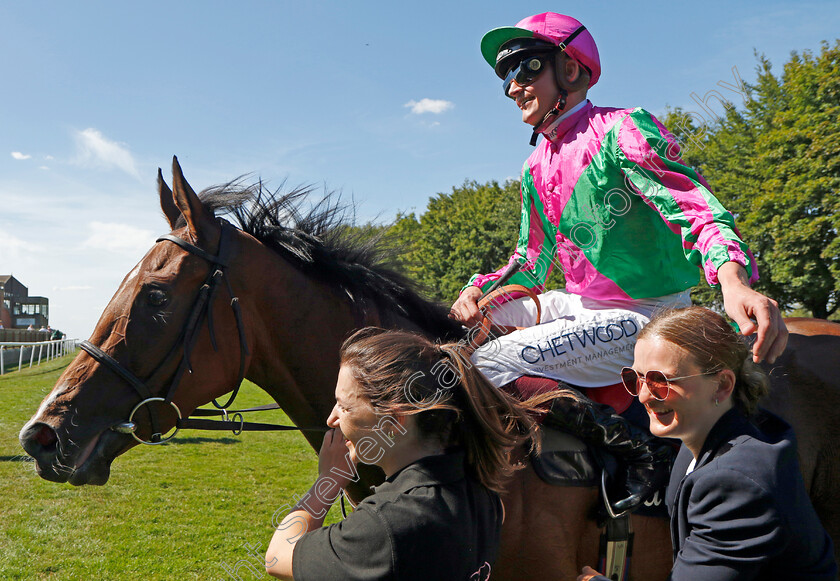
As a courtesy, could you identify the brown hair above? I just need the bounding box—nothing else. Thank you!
[339,327,554,493]
[637,306,769,415]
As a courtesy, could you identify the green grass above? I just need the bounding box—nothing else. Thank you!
[0,352,340,580]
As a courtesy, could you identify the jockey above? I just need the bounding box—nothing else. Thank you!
[451,12,788,513]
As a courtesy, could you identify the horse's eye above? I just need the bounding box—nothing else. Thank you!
[147,290,168,307]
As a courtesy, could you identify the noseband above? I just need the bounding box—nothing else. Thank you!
[80,220,250,444]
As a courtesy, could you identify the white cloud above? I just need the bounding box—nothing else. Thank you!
[52,285,94,292]
[0,228,34,261]
[404,98,454,115]
[73,128,140,179]
[81,221,155,255]
[11,151,31,160]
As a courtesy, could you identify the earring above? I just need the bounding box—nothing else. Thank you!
[386,431,395,441]
[714,398,719,407]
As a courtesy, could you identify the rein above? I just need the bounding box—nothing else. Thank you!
[80,220,326,444]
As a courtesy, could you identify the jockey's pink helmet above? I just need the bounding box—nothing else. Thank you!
[481,12,601,88]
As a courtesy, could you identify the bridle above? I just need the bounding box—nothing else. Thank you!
[80,219,324,444]
[80,219,248,443]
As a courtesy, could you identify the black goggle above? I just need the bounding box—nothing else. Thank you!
[502,54,551,97]
[495,38,556,73]
[495,25,590,98]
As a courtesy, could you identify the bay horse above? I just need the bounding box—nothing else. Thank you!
[19,159,840,580]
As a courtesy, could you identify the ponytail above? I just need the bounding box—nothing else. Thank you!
[437,344,557,492]
[734,359,769,416]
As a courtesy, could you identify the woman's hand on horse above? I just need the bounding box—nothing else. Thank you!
[317,428,354,488]
[719,262,788,364]
[450,286,484,328]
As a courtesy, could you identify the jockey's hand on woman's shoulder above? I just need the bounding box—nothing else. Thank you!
[718,262,788,364]
[450,286,484,328]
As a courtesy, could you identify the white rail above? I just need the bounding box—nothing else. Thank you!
[0,339,78,376]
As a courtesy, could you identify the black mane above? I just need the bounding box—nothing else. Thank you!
[191,180,465,341]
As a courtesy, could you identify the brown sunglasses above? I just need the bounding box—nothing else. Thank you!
[620,367,721,401]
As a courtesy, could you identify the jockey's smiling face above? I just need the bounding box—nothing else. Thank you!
[506,57,561,126]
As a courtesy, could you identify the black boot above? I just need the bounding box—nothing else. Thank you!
[542,385,675,515]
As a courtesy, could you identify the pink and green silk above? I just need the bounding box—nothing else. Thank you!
[467,101,757,300]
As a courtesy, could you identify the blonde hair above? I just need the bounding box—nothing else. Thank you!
[340,328,555,493]
[638,306,769,415]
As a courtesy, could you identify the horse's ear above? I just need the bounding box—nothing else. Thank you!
[158,168,180,229]
[170,156,215,242]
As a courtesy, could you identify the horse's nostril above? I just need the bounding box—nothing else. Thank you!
[20,423,60,461]
[34,425,58,449]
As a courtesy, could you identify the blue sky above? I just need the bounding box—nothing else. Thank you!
[1,0,838,340]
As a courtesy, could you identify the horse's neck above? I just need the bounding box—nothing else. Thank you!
[234,242,451,495]
[234,237,453,449]
[238,246,365,446]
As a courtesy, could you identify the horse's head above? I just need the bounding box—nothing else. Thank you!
[19,157,253,485]
[20,157,462,487]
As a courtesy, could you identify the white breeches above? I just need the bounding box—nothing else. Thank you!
[471,289,692,388]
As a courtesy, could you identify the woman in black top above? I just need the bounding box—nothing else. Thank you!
[265,328,551,581]
[579,306,836,580]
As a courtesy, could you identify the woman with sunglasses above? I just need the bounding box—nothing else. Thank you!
[265,327,553,581]
[579,306,836,580]
[450,11,787,514]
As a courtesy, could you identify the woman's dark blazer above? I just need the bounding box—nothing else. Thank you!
[665,408,837,580]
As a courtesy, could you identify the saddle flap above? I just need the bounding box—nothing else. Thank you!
[531,427,600,487]
[531,427,669,519]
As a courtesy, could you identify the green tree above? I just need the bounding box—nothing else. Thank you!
[663,41,840,318]
[389,179,565,303]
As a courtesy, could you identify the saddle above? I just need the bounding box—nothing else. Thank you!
[510,375,669,520]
